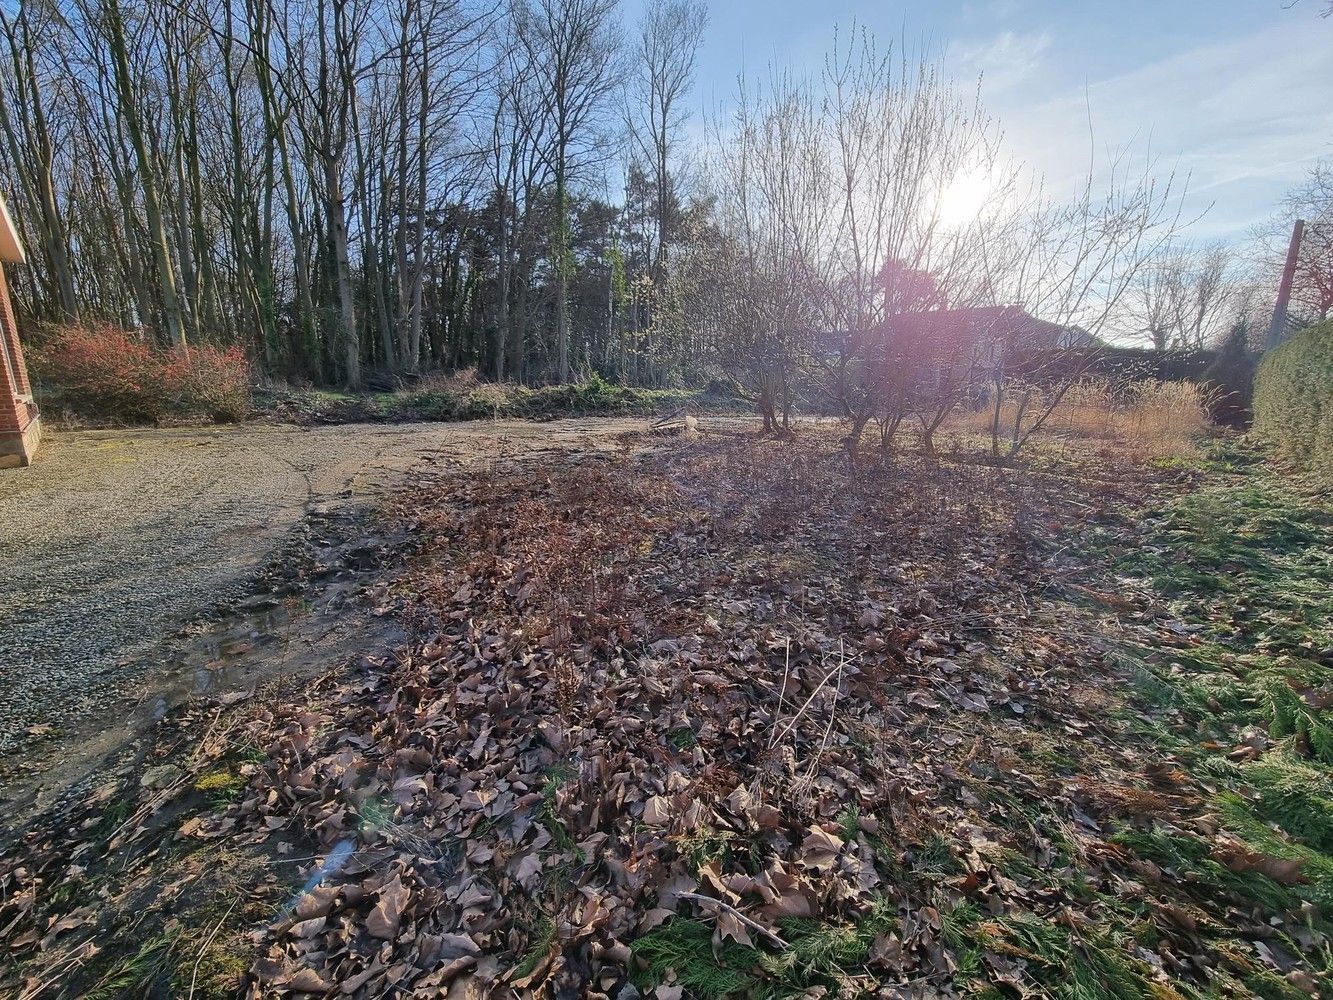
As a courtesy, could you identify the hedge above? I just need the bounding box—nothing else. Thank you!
[1253,319,1333,479]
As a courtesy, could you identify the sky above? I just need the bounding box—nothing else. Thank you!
[624,0,1333,244]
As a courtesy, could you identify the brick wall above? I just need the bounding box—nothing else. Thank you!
[0,261,40,468]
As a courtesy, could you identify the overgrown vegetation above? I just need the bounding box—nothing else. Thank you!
[256,370,730,426]
[1253,318,1333,479]
[955,376,1213,459]
[33,323,251,426]
[8,425,1333,998]
[1104,448,1333,994]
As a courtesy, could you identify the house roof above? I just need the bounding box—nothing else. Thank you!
[0,196,25,264]
[881,306,1091,351]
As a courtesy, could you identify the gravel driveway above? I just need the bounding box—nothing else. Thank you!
[0,418,644,756]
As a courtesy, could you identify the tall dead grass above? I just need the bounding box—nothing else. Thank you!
[955,378,1212,458]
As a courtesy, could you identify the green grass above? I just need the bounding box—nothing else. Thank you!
[912,833,963,877]
[538,764,580,854]
[1112,826,1301,913]
[629,901,898,999]
[83,935,178,1000]
[1237,753,1333,853]
[631,918,760,998]
[1117,458,1333,760]
[761,899,897,993]
[939,902,1164,1000]
[667,727,698,750]
[1101,450,1333,991]
[1121,479,1333,650]
[513,916,556,981]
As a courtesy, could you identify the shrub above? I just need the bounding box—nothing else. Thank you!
[34,324,252,425]
[33,324,170,424]
[165,344,251,423]
[388,371,699,422]
[1202,322,1257,429]
[1253,319,1333,479]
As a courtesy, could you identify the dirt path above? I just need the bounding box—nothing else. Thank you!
[0,418,646,767]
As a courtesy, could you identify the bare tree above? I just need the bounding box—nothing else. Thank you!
[708,72,830,433]
[514,0,621,383]
[0,3,78,321]
[95,0,189,348]
[986,155,1184,459]
[626,0,705,283]
[705,29,1019,446]
[1133,242,1240,351]
[1258,160,1333,325]
[810,30,1016,451]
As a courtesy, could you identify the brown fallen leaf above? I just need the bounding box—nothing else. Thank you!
[366,874,411,939]
[1212,841,1307,885]
[284,967,334,994]
[800,825,844,872]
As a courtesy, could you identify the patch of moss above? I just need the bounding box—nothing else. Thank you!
[194,768,247,805]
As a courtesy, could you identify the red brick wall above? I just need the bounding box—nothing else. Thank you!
[0,261,40,467]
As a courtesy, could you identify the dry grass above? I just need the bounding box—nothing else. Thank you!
[953,378,1213,458]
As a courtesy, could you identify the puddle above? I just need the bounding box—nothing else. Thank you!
[169,605,295,692]
[0,503,408,832]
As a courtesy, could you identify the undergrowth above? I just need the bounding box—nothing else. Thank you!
[1111,444,1333,968]
[259,371,739,425]
[631,901,898,999]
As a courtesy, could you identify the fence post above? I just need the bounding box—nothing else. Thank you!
[1266,219,1305,351]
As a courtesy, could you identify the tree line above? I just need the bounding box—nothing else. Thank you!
[0,0,710,388]
[3,0,1308,409]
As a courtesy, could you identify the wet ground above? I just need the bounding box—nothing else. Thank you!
[0,417,651,818]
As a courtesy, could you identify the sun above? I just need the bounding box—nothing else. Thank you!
[937,167,995,228]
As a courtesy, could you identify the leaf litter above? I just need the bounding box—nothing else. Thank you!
[2,431,1331,998]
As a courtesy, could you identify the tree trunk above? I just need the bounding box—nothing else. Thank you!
[323,154,359,389]
[103,0,186,348]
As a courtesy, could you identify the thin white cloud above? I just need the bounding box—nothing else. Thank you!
[949,30,1053,94]
[992,18,1333,239]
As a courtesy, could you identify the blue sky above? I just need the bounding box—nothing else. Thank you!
[624,0,1333,243]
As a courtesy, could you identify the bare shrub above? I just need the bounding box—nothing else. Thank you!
[34,324,251,425]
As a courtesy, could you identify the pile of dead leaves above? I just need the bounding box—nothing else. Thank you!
[6,434,1331,998]
[222,438,1322,997]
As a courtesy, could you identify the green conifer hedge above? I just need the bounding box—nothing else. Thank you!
[1253,319,1333,479]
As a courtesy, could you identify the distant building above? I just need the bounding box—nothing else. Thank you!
[879,305,1095,371]
[0,195,39,468]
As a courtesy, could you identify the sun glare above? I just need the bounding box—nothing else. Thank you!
[937,168,995,228]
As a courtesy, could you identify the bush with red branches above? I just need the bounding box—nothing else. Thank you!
[33,324,251,425]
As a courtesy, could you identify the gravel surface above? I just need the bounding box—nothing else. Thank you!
[0,417,646,754]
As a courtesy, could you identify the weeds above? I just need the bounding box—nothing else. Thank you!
[762,899,897,992]
[1112,826,1300,914]
[631,918,759,998]
[953,377,1212,459]
[977,914,1161,1000]
[1237,753,1333,852]
[263,370,729,426]
[513,916,556,981]
[193,768,247,806]
[538,764,580,854]
[82,934,178,1000]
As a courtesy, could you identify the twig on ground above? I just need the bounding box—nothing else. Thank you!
[677,892,789,950]
[187,896,239,1000]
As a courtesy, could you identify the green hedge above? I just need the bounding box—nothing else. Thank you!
[1253,319,1333,478]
